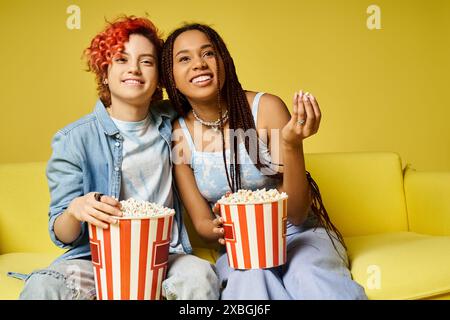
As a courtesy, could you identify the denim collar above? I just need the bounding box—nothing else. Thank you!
[93,100,120,136]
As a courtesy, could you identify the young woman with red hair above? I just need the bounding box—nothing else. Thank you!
[17,16,219,300]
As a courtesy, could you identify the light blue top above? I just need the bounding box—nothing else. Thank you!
[178,92,279,206]
[46,99,191,262]
[178,92,317,238]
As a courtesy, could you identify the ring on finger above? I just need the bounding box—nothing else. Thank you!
[94,192,104,202]
[296,119,306,126]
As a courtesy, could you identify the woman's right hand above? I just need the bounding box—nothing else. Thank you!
[212,203,225,245]
[67,192,123,229]
[212,191,232,245]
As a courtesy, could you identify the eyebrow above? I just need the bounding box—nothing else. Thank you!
[175,44,214,57]
[120,51,156,59]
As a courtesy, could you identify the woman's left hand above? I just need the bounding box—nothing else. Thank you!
[281,90,321,149]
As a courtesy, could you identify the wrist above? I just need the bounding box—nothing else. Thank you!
[64,208,76,222]
[66,201,74,217]
[66,199,79,220]
[282,140,303,152]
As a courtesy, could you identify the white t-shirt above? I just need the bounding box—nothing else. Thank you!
[112,114,179,248]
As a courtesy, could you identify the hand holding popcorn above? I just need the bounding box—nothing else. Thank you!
[68,192,122,229]
[212,191,230,245]
[281,91,321,149]
[212,216,225,245]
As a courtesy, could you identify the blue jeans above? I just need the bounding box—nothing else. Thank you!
[19,254,219,300]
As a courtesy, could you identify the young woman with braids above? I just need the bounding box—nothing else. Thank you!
[161,23,367,299]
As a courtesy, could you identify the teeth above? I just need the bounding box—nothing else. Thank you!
[124,79,142,84]
[192,75,212,83]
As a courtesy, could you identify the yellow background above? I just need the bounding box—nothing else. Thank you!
[1,0,449,171]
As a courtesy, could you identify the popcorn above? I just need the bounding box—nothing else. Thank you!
[119,198,174,218]
[218,188,288,204]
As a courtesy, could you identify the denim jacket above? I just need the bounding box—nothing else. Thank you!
[46,99,192,262]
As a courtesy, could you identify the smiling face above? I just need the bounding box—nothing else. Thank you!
[107,34,158,108]
[172,30,226,105]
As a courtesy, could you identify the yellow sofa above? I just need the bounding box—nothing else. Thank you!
[1,152,449,300]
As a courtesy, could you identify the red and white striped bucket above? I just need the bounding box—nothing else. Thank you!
[219,197,288,269]
[88,212,174,300]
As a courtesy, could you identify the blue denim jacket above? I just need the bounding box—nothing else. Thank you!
[46,99,192,262]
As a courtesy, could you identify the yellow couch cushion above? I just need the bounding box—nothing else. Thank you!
[423,293,450,300]
[0,252,59,300]
[191,248,220,264]
[0,162,64,255]
[404,167,450,236]
[346,232,450,300]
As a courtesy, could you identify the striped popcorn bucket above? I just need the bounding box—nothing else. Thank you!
[88,212,175,300]
[219,197,288,269]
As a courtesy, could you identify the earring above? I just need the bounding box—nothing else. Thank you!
[103,79,108,85]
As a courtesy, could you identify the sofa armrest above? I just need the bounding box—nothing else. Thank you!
[404,167,450,236]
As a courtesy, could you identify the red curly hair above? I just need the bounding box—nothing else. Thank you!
[84,15,164,106]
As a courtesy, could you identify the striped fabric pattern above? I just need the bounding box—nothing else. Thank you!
[88,214,174,300]
[220,199,287,269]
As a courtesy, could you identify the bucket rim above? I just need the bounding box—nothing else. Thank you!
[217,195,288,206]
[109,210,175,221]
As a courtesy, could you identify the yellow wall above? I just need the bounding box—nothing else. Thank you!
[1,0,449,170]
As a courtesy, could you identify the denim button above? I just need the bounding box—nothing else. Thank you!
[114,166,119,171]
[115,142,120,147]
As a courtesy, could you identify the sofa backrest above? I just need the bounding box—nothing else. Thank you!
[304,152,409,237]
[0,152,410,254]
[0,162,64,255]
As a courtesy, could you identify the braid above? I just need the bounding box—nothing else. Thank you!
[160,23,346,252]
[216,64,234,193]
[208,27,265,192]
[306,172,347,261]
[160,32,190,116]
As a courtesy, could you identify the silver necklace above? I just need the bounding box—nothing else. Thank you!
[192,108,229,132]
